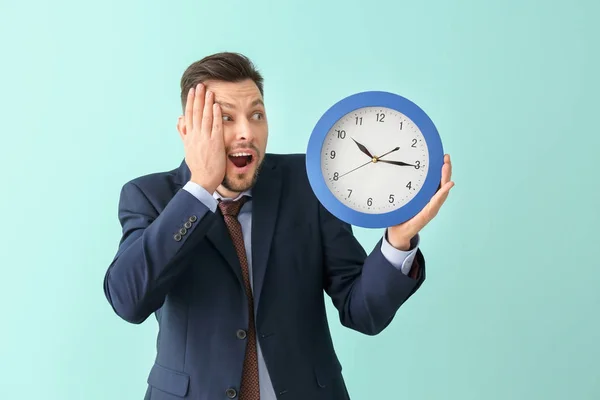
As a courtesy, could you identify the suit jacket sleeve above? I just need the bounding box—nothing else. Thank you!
[103,181,218,324]
[319,203,426,335]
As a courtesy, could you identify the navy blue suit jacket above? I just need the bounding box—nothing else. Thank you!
[103,153,426,400]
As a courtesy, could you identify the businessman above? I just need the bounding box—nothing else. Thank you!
[103,52,454,400]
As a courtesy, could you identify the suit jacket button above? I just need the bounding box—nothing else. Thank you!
[236,329,247,339]
[189,215,197,222]
[184,221,192,229]
[226,388,237,398]
[179,227,187,235]
[173,233,182,241]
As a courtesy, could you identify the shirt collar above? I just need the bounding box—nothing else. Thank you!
[213,188,252,203]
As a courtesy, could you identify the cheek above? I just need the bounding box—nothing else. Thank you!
[222,127,235,147]
[256,127,268,147]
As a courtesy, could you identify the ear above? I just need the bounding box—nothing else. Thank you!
[176,115,186,140]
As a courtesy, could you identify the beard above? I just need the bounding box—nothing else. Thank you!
[221,155,264,193]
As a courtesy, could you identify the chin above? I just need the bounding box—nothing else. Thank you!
[222,176,254,193]
[222,164,261,193]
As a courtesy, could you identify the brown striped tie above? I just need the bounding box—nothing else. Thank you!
[218,197,260,400]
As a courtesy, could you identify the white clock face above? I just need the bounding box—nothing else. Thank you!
[320,106,430,214]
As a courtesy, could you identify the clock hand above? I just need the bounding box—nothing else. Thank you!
[374,147,416,167]
[351,138,373,158]
[375,146,400,160]
[377,159,417,167]
[336,147,402,179]
[338,159,373,179]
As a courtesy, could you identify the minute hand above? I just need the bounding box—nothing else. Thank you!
[375,146,400,160]
[377,159,417,167]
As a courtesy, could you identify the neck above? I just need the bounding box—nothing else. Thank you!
[216,185,242,200]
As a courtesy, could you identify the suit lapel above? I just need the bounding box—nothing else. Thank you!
[251,157,282,313]
[205,211,245,288]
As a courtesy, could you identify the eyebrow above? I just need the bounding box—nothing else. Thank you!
[216,99,264,109]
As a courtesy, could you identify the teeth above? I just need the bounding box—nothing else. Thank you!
[230,152,251,157]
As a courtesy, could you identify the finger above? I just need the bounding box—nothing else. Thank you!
[184,87,195,137]
[212,103,223,140]
[202,90,214,136]
[192,83,205,132]
[428,181,454,215]
[441,154,451,186]
[408,179,454,232]
[434,180,453,201]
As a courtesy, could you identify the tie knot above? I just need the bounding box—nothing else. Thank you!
[218,196,249,217]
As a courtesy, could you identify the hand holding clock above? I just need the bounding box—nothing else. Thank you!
[343,135,454,249]
[306,90,450,240]
[387,153,454,250]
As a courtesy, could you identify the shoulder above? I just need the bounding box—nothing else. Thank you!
[264,153,350,230]
[264,153,310,187]
[265,153,306,173]
[118,164,182,202]
[263,152,321,208]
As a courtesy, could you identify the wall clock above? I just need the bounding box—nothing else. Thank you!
[305,90,444,229]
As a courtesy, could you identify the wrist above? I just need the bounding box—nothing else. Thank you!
[189,176,217,194]
[390,239,411,251]
[387,228,413,251]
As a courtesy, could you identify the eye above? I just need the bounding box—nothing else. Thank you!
[222,115,233,122]
[251,112,264,120]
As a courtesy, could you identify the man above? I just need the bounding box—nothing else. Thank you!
[103,52,454,400]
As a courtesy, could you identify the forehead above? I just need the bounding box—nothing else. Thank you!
[203,79,263,107]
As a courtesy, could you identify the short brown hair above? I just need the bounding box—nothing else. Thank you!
[180,52,264,111]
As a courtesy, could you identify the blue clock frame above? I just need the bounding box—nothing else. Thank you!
[305,90,444,229]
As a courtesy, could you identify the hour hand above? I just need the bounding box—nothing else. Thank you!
[377,159,417,167]
[351,138,373,158]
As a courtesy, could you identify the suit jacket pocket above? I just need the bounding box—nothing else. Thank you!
[314,357,343,388]
[147,363,190,398]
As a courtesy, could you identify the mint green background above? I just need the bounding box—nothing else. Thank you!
[1,0,599,399]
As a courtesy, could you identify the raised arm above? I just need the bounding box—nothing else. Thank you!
[104,82,227,323]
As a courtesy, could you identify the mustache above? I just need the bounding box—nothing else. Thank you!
[227,143,260,154]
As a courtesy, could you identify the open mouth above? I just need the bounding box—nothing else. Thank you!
[228,152,254,169]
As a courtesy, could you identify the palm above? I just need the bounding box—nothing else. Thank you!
[389,154,454,242]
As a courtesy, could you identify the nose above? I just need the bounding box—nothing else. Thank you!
[235,118,255,142]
